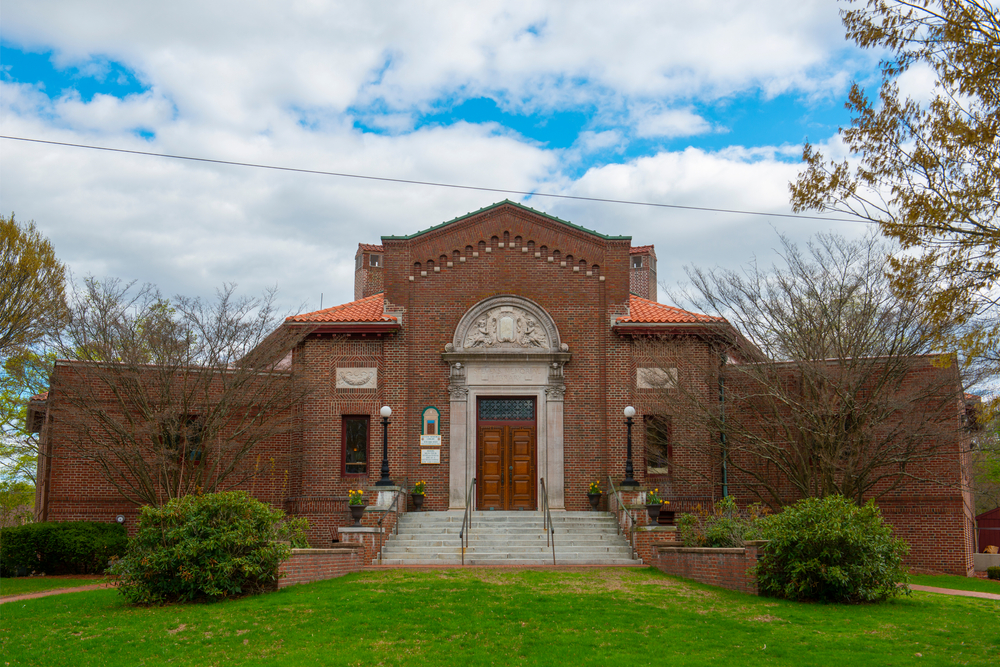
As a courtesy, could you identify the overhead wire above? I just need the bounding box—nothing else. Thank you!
[0,134,868,224]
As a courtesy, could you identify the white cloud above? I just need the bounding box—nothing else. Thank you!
[0,0,876,316]
[633,108,712,139]
[2,0,866,122]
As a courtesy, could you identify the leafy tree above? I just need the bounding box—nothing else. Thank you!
[43,278,312,508]
[0,214,65,514]
[0,214,67,360]
[790,0,1000,367]
[0,479,34,528]
[0,349,55,486]
[648,232,970,505]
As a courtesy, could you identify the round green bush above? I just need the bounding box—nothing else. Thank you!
[110,491,308,604]
[755,495,909,603]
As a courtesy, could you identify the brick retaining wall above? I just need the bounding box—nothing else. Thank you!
[278,545,365,589]
[653,540,765,594]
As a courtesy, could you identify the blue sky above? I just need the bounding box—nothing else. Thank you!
[0,1,878,313]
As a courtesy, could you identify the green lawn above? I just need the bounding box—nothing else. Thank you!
[1,568,997,666]
[909,573,1000,595]
[0,576,104,597]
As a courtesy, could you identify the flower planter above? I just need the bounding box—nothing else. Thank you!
[349,504,366,527]
[587,492,602,510]
[411,493,425,511]
[645,503,662,522]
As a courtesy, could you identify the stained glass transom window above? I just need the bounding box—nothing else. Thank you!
[478,399,535,421]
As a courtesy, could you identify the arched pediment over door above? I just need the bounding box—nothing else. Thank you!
[443,295,570,510]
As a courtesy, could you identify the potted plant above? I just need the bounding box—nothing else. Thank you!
[587,481,602,510]
[348,489,366,526]
[645,488,664,521]
[411,480,426,511]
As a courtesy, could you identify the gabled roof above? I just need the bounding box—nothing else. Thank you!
[616,295,725,325]
[286,293,398,331]
[381,200,631,242]
[357,243,384,253]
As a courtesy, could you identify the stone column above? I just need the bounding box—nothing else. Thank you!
[448,362,469,509]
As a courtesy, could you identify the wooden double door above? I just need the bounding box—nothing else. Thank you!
[476,399,537,511]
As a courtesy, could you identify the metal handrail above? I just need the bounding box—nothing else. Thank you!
[375,478,407,565]
[540,478,556,566]
[607,476,640,561]
[459,477,476,566]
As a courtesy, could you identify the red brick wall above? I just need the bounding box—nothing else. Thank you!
[634,526,678,564]
[654,542,763,594]
[278,545,364,588]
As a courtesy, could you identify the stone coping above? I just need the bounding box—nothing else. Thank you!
[290,546,362,555]
[632,525,677,533]
[654,540,768,554]
[656,546,746,554]
[339,526,384,534]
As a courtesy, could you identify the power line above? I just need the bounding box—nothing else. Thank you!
[0,134,867,224]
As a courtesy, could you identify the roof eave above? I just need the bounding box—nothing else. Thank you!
[288,322,400,334]
[613,322,728,335]
[381,200,631,242]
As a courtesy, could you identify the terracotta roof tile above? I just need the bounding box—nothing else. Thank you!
[630,245,655,255]
[357,243,384,253]
[29,391,48,402]
[617,295,724,325]
[286,293,395,323]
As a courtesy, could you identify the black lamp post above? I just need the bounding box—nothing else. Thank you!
[375,405,394,486]
[622,405,639,487]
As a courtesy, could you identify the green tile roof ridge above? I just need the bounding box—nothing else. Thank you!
[381,200,631,241]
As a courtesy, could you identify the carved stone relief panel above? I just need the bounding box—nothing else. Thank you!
[453,295,561,352]
[336,367,378,390]
[463,306,548,349]
[637,367,677,390]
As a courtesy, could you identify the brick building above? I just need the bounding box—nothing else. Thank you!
[32,201,976,574]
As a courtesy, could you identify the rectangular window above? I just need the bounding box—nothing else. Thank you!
[183,415,204,464]
[370,254,382,267]
[631,256,643,269]
[645,415,671,476]
[342,415,369,476]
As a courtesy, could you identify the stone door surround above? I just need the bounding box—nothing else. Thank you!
[443,295,569,510]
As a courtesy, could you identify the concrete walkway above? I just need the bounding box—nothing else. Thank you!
[909,584,1000,601]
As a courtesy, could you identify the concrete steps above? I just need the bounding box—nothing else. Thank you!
[376,510,641,566]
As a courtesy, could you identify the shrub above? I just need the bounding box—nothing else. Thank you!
[987,566,1000,581]
[0,521,127,576]
[677,496,766,548]
[755,495,908,603]
[109,491,308,604]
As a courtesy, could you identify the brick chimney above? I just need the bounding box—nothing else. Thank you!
[629,245,657,301]
[354,243,385,301]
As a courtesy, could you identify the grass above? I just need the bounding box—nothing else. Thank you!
[1,567,998,666]
[909,573,1000,595]
[0,576,104,597]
